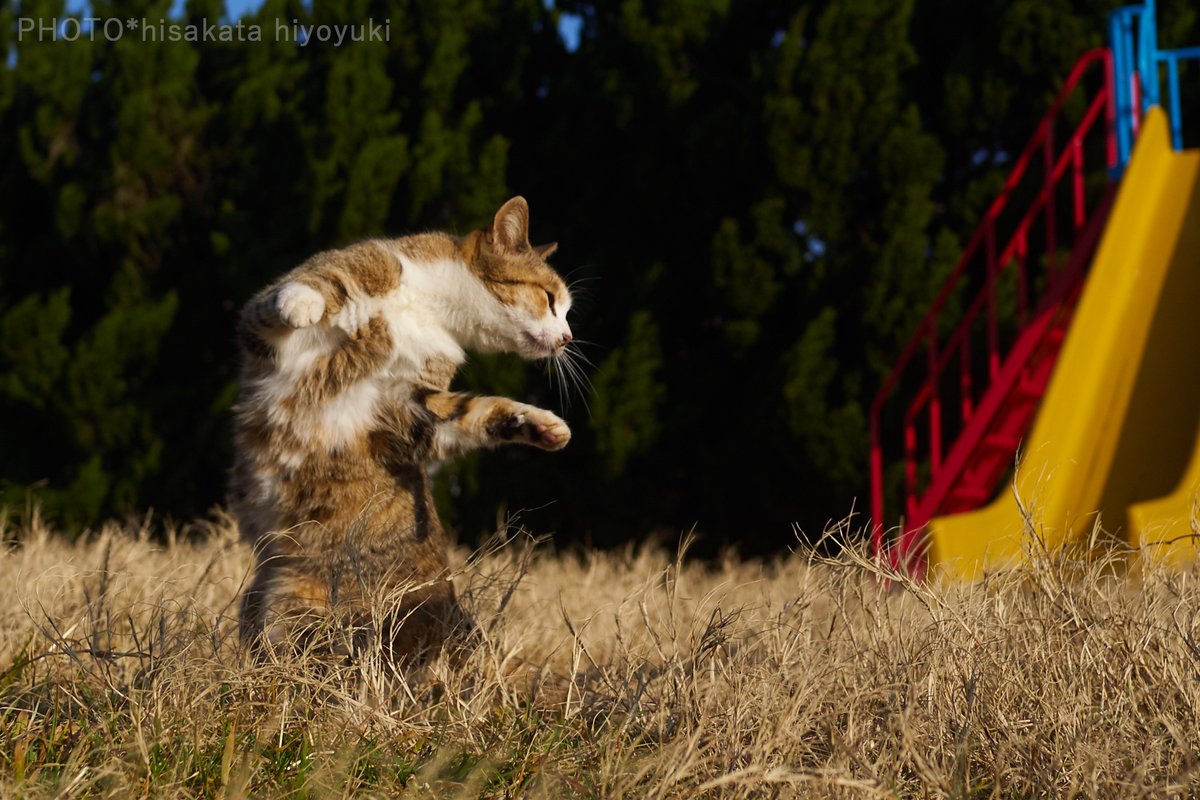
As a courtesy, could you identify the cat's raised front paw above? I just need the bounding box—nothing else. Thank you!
[331,298,373,336]
[276,283,326,328]
[494,408,571,451]
[526,412,571,451]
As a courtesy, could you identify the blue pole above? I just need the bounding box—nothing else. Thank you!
[1109,8,1136,172]
[1165,55,1182,149]
[1108,0,1200,166]
[1138,0,1159,111]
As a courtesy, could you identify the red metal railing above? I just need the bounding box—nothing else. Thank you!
[869,48,1117,567]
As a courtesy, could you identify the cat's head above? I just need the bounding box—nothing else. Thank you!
[467,196,573,360]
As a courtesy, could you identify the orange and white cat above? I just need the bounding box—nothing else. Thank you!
[231,197,574,657]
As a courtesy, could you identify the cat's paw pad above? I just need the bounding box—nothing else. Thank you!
[519,409,571,451]
[276,283,326,328]
[490,409,571,450]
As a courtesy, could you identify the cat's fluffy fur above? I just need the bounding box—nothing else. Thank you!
[231,197,573,657]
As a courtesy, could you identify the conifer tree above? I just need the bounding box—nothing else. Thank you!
[1,0,1197,545]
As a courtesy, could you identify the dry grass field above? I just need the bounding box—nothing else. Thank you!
[2,510,1200,798]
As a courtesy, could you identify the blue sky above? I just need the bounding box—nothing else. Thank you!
[224,0,261,17]
[63,0,281,16]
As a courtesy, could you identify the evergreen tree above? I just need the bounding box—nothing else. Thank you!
[1,0,1197,547]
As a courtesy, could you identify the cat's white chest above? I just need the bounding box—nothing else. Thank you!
[378,274,466,378]
[317,378,382,448]
[264,250,471,453]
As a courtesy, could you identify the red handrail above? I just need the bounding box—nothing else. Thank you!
[870,48,1116,562]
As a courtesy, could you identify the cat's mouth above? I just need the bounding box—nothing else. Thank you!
[521,332,559,359]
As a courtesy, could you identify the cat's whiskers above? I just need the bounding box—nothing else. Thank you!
[546,343,592,415]
[549,351,573,412]
[553,356,570,412]
[560,339,597,368]
[565,276,599,304]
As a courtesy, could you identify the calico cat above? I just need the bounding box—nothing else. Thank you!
[231,197,574,658]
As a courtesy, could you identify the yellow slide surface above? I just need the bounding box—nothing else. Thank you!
[929,108,1200,580]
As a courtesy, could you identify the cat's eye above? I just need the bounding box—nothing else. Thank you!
[545,290,557,316]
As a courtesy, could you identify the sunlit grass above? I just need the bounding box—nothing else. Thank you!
[1,510,1199,797]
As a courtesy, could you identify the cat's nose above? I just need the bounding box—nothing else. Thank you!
[559,332,573,347]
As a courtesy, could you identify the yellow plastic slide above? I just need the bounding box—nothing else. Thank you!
[928,108,1200,580]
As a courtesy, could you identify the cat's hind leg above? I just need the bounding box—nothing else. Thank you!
[240,556,344,659]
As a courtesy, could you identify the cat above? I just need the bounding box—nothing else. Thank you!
[230,196,574,659]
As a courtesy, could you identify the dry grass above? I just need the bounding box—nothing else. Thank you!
[1,511,1200,798]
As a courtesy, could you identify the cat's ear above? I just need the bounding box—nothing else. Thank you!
[490,196,530,253]
[533,242,558,259]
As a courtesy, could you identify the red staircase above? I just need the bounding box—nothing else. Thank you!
[869,49,1117,571]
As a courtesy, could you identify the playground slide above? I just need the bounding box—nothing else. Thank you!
[928,108,1200,580]
[1130,439,1200,569]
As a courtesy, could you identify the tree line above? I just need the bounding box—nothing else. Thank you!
[1,0,1195,549]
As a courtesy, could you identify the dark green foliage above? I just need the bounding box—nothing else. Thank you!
[590,310,665,476]
[1,0,1196,546]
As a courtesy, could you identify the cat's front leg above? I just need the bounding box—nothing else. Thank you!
[276,283,327,328]
[330,297,373,336]
[485,404,572,451]
[413,390,571,459]
[276,282,377,339]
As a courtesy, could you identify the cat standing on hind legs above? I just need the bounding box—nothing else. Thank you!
[230,196,575,660]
